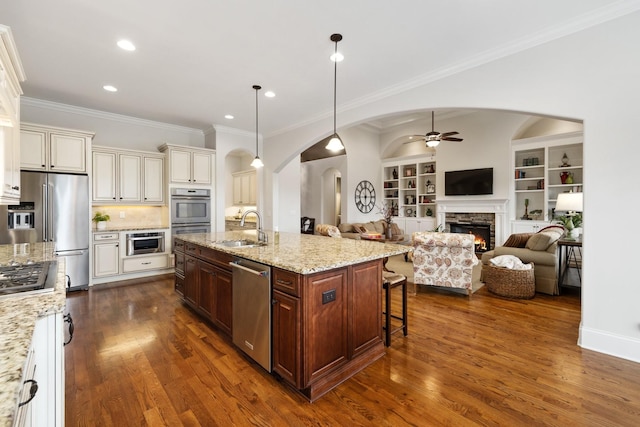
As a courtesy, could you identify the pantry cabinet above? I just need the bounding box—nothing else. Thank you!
[0,25,25,204]
[20,123,92,173]
[92,146,165,205]
[159,144,214,185]
[232,170,256,205]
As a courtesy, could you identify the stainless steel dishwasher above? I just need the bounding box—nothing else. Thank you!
[230,257,272,372]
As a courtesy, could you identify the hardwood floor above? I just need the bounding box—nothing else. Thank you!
[65,274,640,426]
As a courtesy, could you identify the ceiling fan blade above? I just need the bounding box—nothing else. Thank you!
[442,137,463,142]
[440,131,459,137]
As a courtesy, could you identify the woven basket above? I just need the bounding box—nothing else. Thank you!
[485,263,535,299]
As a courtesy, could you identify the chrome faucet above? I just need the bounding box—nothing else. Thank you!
[240,209,267,243]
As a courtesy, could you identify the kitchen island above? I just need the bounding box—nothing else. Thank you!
[173,230,410,401]
[0,242,66,427]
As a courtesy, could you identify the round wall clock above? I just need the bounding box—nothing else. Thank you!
[355,180,376,213]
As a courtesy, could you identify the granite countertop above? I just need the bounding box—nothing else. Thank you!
[93,225,170,232]
[0,242,66,427]
[177,231,410,274]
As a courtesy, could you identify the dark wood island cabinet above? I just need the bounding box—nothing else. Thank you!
[172,232,409,401]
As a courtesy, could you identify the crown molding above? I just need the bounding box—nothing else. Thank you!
[269,1,640,139]
[21,97,204,135]
[211,124,254,138]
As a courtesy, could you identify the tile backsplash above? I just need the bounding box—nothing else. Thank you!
[92,206,169,229]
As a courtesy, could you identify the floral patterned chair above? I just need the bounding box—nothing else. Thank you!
[412,232,482,296]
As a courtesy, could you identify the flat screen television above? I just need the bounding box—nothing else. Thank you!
[444,168,493,196]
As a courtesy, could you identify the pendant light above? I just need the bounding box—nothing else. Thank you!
[250,84,264,168]
[325,33,345,152]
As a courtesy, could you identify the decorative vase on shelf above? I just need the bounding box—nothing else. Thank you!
[97,221,107,230]
[386,225,393,239]
[392,168,398,179]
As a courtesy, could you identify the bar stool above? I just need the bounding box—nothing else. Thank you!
[382,271,408,346]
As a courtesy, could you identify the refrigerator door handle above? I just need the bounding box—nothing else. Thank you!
[48,182,54,242]
[42,183,48,241]
[55,250,85,257]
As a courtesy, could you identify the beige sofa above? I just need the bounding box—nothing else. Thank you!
[481,225,565,295]
[337,220,407,241]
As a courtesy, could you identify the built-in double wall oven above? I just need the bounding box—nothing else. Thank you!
[170,188,211,235]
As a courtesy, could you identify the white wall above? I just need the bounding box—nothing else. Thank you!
[261,12,640,363]
[21,98,204,152]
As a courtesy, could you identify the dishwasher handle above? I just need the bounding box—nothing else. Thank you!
[230,261,269,277]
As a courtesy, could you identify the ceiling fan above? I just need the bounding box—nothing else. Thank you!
[405,111,463,147]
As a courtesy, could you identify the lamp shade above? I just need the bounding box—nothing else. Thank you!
[556,192,583,212]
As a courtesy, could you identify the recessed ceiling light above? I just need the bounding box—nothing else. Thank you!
[117,39,136,51]
[330,52,344,62]
[264,91,275,98]
[103,85,118,92]
[224,114,234,119]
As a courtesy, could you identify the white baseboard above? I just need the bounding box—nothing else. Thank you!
[579,323,640,363]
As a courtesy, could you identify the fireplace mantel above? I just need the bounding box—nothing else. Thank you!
[436,199,509,245]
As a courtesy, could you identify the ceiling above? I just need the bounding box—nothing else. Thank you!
[2,0,633,136]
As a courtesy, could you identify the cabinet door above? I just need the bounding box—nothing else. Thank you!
[303,268,348,385]
[214,267,232,335]
[50,133,87,173]
[349,260,383,357]
[191,152,212,184]
[20,129,47,170]
[93,242,119,277]
[0,125,20,202]
[169,149,192,183]
[118,154,141,202]
[273,290,301,387]
[143,156,164,204]
[198,261,216,319]
[511,220,549,234]
[247,171,256,204]
[232,175,243,205]
[184,255,199,307]
[92,151,117,202]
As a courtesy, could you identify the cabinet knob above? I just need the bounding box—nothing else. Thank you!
[50,165,55,168]
[11,186,19,190]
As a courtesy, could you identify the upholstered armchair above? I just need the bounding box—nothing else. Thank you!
[412,232,482,295]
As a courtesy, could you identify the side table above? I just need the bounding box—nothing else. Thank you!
[557,237,582,291]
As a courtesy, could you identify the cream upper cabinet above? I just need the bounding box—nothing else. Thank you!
[118,153,141,202]
[92,150,117,202]
[92,146,165,205]
[20,124,91,173]
[159,144,215,186]
[0,25,25,204]
[143,156,164,203]
[232,170,256,205]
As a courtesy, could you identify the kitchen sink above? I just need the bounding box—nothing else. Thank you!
[215,239,267,248]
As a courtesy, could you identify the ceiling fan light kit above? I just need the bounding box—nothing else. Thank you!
[406,111,464,148]
[326,33,345,152]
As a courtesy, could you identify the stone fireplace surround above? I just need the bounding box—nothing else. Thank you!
[436,199,509,247]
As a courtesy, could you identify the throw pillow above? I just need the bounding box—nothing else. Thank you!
[390,222,402,236]
[353,224,368,233]
[337,223,353,233]
[503,233,533,248]
[525,226,564,251]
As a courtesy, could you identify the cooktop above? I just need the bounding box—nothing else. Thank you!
[0,260,58,298]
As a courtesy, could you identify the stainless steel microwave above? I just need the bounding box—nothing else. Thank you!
[170,188,211,225]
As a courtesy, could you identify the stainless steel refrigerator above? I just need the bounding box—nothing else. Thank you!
[0,171,90,291]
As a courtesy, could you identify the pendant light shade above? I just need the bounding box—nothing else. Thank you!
[251,84,264,168]
[326,33,345,152]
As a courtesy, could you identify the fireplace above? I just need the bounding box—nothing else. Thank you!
[449,222,491,253]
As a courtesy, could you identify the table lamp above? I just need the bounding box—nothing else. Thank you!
[556,192,583,239]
